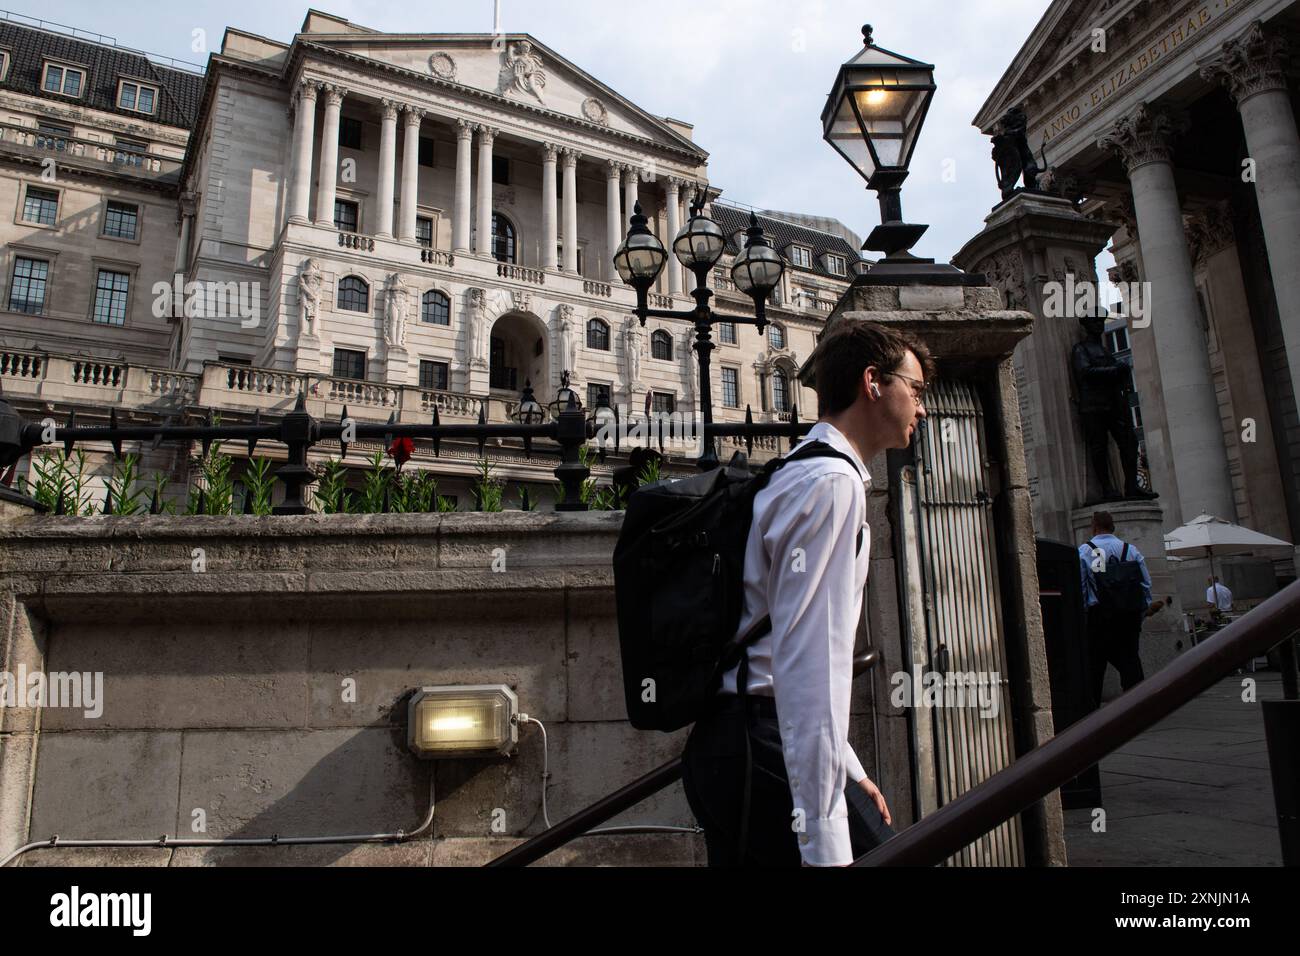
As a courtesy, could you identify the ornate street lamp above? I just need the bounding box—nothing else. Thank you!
[823,24,944,274]
[510,379,546,425]
[614,195,785,470]
[546,370,582,421]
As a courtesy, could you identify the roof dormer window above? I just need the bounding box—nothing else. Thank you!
[118,79,159,115]
[42,62,86,98]
[789,245,812,269]
[824,253,847,277]
[0,51,11,84]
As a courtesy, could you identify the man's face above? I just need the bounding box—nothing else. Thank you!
[871,350,928,449]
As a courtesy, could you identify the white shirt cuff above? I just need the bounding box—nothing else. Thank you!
[798,815,854,867]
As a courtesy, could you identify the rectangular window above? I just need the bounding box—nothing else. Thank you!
[92,269,130,325]
[652,392,676,415]
[0,52,9,83]
[418,136,435,167]
[721,367,738,408]
[332,348,367,380]
[339,117,363,150]
[103,201,139,240]
[825,253,847,276]
[334,199,359,233]
[416,216,433,249]
[118,80,158,115]
[718,320,737,345]
[8,257,50,315]
[492,155,509,185]
[587,383,611,408]
[114,138,147,168]
[790,246,811,268]
[22,186,59,226]
[556,245,585,276]
[42,63,85,97]
[419,360,449,391]
[36,123,71,151]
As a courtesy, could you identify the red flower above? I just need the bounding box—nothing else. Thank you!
[387,436,415,470]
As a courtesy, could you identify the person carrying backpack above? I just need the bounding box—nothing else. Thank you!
[1078,510,1152,705]
[616,319,932,867]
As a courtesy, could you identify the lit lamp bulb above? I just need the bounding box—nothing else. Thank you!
[865,90,888,106]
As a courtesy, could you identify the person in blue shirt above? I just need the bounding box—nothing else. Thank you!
[1078,510,1152,705]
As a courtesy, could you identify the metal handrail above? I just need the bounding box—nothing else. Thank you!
[853,579,1300,866]
[483,583,1298,867]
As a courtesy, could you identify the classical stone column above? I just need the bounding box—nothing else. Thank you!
[475,126,497,256]
[1200,20,1300,412]
[174,191,197,276]
[606,160,622,281]
[313,84,344,227]
[665,177,682,296]
[453,119,473,253]
[375,99,399,239]
[1099,103,1235,521]
[622,165,639,229]
[562,148,579,274]
[398,106,424,242]
[287,80,318,224]
[541,143,558,271]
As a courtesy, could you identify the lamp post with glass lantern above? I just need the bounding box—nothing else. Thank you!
[614,193,785,470]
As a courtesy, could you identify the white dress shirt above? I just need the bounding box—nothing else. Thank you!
[717,420,871,867]
[1207,582,1233,611]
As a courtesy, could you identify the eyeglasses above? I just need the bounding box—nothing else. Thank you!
[886,372,929,406]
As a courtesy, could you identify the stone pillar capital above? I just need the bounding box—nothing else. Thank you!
[666,176,683,197]
[622,165,640,185]
[1199,20,1291,104]
[403,106,427,128]
[380,99,401,121]
[321,83,346,108]
[456,117,475,140]
[295,79,320,103]
[560,147,579,168]
[477,125,497,147]
[606,158,622,179]
[541,142,559,162]
[1098,103,1189,172]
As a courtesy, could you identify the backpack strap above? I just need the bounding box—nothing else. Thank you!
[1121,542,1130,561]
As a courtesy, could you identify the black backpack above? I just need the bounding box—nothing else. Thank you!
[613,440,863,731]
[1087,539,1146,613]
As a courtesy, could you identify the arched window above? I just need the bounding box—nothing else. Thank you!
[768,323,786,350]
[651,330,673,361]
[587,318,610,351]
[421,290,450,326]
[491,213,516,264]
[587,321,611,351]
[337,276,369,313]
[772,368,789,413]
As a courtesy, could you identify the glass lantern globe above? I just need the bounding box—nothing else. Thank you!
[511,380,546,425]
[731,213,785,300]
[613,202,667,287]
[672,197,726,271]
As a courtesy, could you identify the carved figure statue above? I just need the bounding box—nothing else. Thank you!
[384,273,410,348]
[1071,313,1153,501]
[622,318,642,387]
[991,107,1042,200]
[298,259,323,339]
[467,288,489,369]
[505,41,546,104]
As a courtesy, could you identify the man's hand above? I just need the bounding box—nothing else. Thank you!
[858,776,892,826]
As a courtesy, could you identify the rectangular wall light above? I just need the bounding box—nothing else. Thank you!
[407,685,519,758]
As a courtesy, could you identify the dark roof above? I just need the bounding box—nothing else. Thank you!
[0,20,205,130]
[712,203,861,281]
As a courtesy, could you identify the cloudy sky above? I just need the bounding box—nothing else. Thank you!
[27,0,1053,262]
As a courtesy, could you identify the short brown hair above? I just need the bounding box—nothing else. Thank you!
[1092,511,1115,533]
[798,319,936,416]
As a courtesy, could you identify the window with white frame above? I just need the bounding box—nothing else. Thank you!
[790,245,811,268]
[718,320,737,345]
[721,367,739,408]
[771,368,790,413]
[768,323,786,350]
[118,80,158,115]
[42,63,86,97]
[825,253,847,276]
[0,51,10,83]
[22,186,59,226]
[416,216,433,248]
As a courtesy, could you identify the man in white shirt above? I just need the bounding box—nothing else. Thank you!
[680,319,933,867]
[1206,577,1233,613]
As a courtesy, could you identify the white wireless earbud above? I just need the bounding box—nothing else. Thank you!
[869,383,882,399]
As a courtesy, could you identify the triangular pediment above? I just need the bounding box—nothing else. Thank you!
[974,0,1133,131]
[300,27,703,156]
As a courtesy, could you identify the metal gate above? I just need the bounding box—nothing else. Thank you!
[896,380,1024,866]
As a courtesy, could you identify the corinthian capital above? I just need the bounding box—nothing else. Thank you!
[1098,103,1189,172]
[321,84,346,108]
[1199,20,1290,104]
[456,117,474,140]
[380,99,401,122]
[541,142,559,162]
[403,105,428,127]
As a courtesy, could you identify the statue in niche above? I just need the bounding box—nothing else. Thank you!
[504,40,547,104]
[1071,312,1154,501]
[622,318,642,388]
[298,259,323,339]
[558,306,581,378]
[466,288,489,369]
[991,107,1042,200]
[384,273,410,348]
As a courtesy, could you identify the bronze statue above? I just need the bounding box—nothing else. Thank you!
[1071,313,1153,501]
[991,107,1042,200]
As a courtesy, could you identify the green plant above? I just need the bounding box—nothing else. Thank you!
[102,453,148,515]
[241,457,276,516]
[21,449,96,515]
[359,449,393,513]
[472,458,504,512]
[314,458,350,514]
[148,472,176,515]
[637,457,662,486]
[186,441,235,515]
